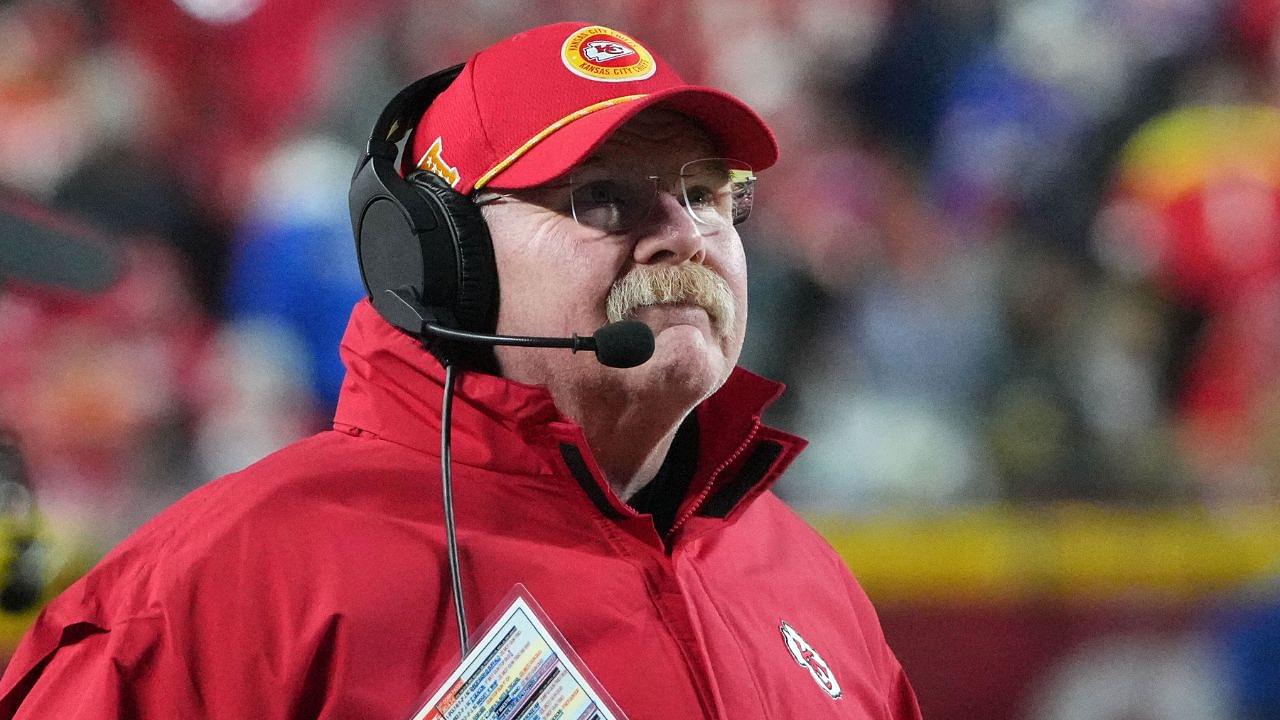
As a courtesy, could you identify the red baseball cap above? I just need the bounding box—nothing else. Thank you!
[405,22,779,194]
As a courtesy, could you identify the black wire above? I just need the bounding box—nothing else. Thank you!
[441,362,469,654]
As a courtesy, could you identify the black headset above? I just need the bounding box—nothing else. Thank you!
[348,64,500,372]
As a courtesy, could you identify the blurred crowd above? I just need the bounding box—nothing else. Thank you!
[6,0,1279,530]
[4,0,1280,716]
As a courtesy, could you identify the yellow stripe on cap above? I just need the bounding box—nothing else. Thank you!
[472,94,648,190]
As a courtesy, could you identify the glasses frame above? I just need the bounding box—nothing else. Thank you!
[473,157,755,235]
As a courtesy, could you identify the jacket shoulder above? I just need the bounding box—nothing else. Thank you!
[21,428,448,643]
[0,429,452,715]
[735,492,861,576]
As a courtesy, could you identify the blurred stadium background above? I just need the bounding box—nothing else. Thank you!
[2,0,1279,717]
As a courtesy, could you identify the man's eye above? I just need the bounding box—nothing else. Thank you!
[576,180,627,207]
[684,185,717,207]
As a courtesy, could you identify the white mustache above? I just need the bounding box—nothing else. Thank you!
[606,264,736,338]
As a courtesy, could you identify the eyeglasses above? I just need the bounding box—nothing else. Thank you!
[476,158,756,235]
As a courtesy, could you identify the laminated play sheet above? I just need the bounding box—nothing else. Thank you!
[410,586,626,720]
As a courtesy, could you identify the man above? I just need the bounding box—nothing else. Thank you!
[0,22,921,719]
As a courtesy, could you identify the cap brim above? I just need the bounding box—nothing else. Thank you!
[480,85,778,191]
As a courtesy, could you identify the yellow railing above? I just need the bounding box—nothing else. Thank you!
[1,505,1277,651]
[810,504,1280,603]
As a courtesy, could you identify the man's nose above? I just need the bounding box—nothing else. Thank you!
[632,193,707,266]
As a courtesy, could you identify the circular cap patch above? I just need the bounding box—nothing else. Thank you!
[561,25,656,83]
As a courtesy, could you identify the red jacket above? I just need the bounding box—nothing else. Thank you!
[0,300,920,719]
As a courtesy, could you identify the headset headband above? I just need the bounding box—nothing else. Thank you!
[365,64,465,163]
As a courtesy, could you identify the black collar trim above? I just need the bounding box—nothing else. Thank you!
[698,440,784,519]
[559,443,625,519]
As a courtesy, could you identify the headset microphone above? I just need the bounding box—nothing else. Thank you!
[586,320,655,369]
[385,287,655,369]
[424,320,654,369]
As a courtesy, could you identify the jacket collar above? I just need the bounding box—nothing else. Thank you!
[333,300,806,520]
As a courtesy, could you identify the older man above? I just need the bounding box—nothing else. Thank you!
[0,22,920,720]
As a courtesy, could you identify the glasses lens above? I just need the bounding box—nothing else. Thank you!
[569,174,657,234]
[564,158,755,234]
[680,158,755,228]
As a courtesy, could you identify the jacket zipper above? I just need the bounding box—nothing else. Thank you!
[665,419,761,539]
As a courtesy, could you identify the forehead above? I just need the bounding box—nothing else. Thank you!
[582,108,718,170]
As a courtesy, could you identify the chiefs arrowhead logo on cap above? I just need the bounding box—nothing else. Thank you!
[561,25,656,82]
[418,137,461,188]
[780,621,843,700]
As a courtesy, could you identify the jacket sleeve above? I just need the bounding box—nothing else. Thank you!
[0,565,346,720]
[833,548,923,720]
[0,614,198,719]
[884,648,923,720]
[847,583,922,720]
[0,606,344,720]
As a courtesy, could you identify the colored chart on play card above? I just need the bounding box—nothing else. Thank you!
[410,592,623,720]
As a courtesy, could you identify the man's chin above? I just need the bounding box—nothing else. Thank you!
[653,321,719,350]
[639,324,733,394]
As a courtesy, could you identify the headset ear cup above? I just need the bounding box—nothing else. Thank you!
[406,172,498,334]
[351,66,502,371]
